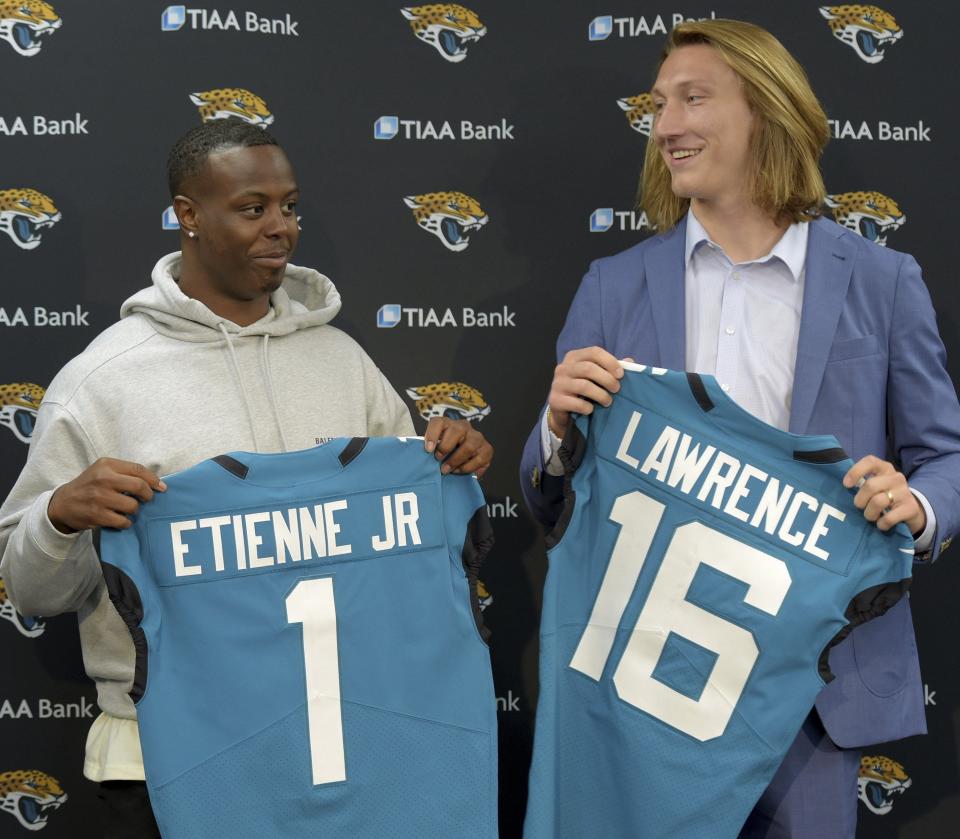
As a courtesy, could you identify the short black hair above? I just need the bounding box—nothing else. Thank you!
[167,120,279,198]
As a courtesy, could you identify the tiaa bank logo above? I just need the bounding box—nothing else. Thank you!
[0,577,44,638]
[162,6,299,35]
[825,191,904,246]
[401,4,486,63]
[190,88,274,126]
[0,189,61,250]
[0,769,67,831]
[617,93,655,136]
[404,191,488,251]
[0,0,61,56]
[590,208,654,233]
[858,755,912,815]
[820,5,902,63]
[406,382,491,422]
[0,382,44,443]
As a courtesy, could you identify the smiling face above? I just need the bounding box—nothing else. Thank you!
[651,44,756,214]
[177,145,299,313]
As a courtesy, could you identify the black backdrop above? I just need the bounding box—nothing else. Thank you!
[2,2,958,836]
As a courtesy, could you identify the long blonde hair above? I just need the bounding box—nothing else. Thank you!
[640,19,829,230]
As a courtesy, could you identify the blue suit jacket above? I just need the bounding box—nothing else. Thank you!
[521,215,960,747]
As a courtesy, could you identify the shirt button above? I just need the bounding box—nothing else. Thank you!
[721,383,731,392]
[725,326,735,335]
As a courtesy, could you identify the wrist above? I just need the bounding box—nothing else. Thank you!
[545,406,567,439]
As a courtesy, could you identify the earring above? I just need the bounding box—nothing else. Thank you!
[187,231,196,239]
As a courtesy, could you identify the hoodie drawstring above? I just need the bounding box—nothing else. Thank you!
[217,322,263,451]
[260,334,291,452]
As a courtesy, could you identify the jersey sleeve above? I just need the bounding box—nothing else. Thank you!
[94,523,156,703]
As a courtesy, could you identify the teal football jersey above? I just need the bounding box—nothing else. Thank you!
[524,365,914,839]
[98,437,497,839]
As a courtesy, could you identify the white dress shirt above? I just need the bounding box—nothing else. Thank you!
[542,209,934,550]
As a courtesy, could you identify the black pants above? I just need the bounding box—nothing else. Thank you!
[97,781,161,839]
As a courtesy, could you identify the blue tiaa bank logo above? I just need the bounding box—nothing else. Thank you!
[401,4,486,62]
[0,577,45,638]
[820,5,902,63]
[162,206,180,230]
[0,769,66,830]
[588,15,613,40]
[374,116,399,140]
[161,5,186,30]
[0,0,61,56]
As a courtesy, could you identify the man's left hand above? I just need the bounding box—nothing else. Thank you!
[843,455,926,535]
[423,418,493,478]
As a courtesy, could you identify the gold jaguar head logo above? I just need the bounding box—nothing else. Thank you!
[0,1,61,56]
[820,5,903,63]
[404,192,489,252]
[617,93,656,137]
[0,578,45,638]
[0,769,67,830]
[858,755,911,815]
[0,190,61,250]
[825,191,905,246]
[401,4,486,62]
[189,88,275,127]
[406,382,491,422]
[0,382,45,442]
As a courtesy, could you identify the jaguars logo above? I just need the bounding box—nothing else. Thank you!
[401,4,486,63]
[858,755,912,815]
[0,190,61,251]
[477,579,493,611]
[819,5,903,63]
[0,1,61,56]
[0,770,67,831]
[404,192,488,252]
[825,191,905,246]
[0,383,44,443]
[406,383,491,423]
[0,578,44,638]
[618,93,656,137]
[189,88,275,127]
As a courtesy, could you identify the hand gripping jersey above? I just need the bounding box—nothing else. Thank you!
[97,437,497,839]
[524,366,914,839]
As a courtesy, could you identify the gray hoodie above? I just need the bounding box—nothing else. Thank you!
[0,252,413,721]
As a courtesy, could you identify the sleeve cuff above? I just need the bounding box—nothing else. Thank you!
[540,411,566,477]
[28,488,82,559]
[910,489,936,556]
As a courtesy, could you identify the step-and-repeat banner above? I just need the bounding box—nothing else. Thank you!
[2,2,957,836]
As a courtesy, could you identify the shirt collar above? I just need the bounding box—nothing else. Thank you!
[684,209,808,282]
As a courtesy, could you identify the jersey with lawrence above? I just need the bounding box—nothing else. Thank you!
[98,436,497,839]
[524,365,914,839]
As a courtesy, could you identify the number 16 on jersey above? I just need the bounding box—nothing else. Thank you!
[569,491,792,742]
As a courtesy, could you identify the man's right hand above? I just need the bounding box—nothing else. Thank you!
[547,347,625,438]
[47,459,167,534]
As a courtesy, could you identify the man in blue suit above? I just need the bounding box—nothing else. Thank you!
[520,19,960,838]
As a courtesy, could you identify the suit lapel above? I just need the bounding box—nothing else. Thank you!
[643,219,687,370]
[789,217,855,434]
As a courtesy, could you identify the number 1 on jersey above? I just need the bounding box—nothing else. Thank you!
[286,577,347,784]
[570,491,791,741]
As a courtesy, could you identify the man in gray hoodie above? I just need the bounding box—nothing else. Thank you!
[0,120,493,836]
